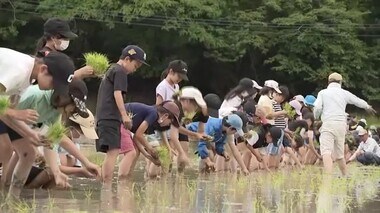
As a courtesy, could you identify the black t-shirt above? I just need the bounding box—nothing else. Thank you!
[192,111,209,123]
[96,64,128,122]
[288,120,309,132]
[251,125,269,149]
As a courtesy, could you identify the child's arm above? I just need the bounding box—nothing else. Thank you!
[134,121,158,161]
[155,95,164,105]
[59,135,101,178]
[179,126,204,141]
[307,130,321,159]
[59,165,95,178]
[43,147,71,188]
[246,144,263,162]
[226,135,249,175]
[0,114,40,144]
[114,91,131,129]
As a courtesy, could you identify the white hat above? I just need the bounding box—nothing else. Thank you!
[180,86,207,107]
[293,95,305,103]
[357,126,367,136]
[359,118,367,126]
[264,80,281,94]
[69,109,98,140]
[252,80,262,90]
[246,130,259,146]
[289,100,302,116]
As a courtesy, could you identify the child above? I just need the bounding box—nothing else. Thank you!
[118,101,181,179]
[96,45,148,187]
[301,95,316,116]
[219,78,261,118]
[3,80,99,197]
[187,114,250,175]
[204,93,222,118]
[257,80,282,125]
[0,48,75,194]
[155,60,188,105]
[36,18,94,79]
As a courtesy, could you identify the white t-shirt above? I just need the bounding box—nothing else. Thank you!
[218,96,243,118]
[156,79,179,101]
[358,137,380,157]
[0,48,34,96]
[258,95,274,125]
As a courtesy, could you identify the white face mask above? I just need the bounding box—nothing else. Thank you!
[241,91,249,98]
[55,39,70,51]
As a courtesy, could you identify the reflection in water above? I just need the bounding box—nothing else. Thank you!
[1,164,380,212]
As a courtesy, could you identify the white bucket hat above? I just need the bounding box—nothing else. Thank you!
[180,86,207,107]
[264,80,281,94]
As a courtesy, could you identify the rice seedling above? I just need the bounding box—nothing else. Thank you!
[283,102,296,118]
[156,146,171,170]
[8,199,35,213]
[182,111,197,125]
[44,121,68,146]
[84,188,94,200]
[83,52,110,76]
[87,153,104,166]
[0,96,10,115]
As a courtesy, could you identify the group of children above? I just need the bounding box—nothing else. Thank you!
[0,18,379,200]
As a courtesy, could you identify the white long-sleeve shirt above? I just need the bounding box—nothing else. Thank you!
[314,83,370,123]
[358,137,380,157]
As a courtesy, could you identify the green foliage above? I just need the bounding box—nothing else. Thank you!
[84,52,110,76]
[0,0,379,102]
[283,102,296,118]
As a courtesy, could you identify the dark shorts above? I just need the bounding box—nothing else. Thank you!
[282,137,292,148]
[25,166,44,186]
[96,120,121,153]
[0,121,23,141]
[179,133,188,142]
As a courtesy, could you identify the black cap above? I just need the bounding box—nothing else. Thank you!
[239,78,254,89]
[121,45,149,66]
[243,100,256,117]
[269,126,283,147]
[204,93,222,118]
[43,51,75,96]
[44,18,77,39]
[167,60,188,81]
[68,79,89,118]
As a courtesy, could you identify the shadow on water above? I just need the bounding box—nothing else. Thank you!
[2,147,380,212]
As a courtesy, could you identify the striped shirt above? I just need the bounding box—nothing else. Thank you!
[272,101,286,129]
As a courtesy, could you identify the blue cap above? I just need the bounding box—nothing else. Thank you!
[304,95,316,107]
[225,114,244,136]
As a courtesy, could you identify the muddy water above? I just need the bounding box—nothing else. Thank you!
[2,145,380,213]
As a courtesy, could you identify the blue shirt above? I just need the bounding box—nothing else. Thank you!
[188,117,226,159]
[125,103,158,134]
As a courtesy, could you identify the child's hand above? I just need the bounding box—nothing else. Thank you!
[122,114,132,130]
[54,171,71,189]
[242,168,250,176]
[84,162,101,179]
[222,152,230,161]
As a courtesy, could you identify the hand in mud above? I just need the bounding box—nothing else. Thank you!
[54,172,71,189]
[222,152,230,162]
[81,168,96,178]
[147,155,161,166]
[84,162,101,179]
[204,159,215,172]
[195,133,207,141]
[242,168,250,176]
[147,147,158,159]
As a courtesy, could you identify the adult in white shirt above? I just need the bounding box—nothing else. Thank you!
[314,72,376,175]
[347,127,380,165]
[218,78,262,118]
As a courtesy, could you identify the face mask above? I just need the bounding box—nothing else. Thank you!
[55,39,70,51]
[241,91,249,98]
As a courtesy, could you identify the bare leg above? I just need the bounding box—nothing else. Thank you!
[101,149,119,188]
[9,138,36,198]
[0,134,13,187]
[118,149,137,181]
[336,158,347,176]
[322,154,334,175]
[4,152,18,186]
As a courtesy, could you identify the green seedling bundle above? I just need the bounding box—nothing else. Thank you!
[156,146,171,169]
[283,102,296,118]
[45,121,68,146]
[0,96,11,115]
[84,52,110,76]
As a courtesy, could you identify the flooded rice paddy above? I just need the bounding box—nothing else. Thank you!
[2,145,380,213]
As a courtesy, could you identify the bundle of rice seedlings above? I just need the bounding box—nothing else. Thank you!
[203,135,214,142]
[0,96,11,115]
[283,102,296,118]
[45,121,68,146]
[84,52,110,76]
[156,146,171,169]
[181,111,197,125]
